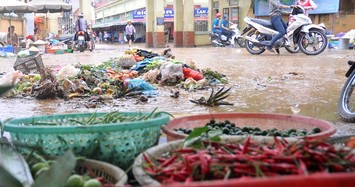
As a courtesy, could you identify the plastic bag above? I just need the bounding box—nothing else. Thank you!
[131,58,152,72]
[125,78,158,96]
[159,62,184,85]
[56,65,80,80]
[0,70,23,87]
[0,70,23,95]
[183,67,203,81]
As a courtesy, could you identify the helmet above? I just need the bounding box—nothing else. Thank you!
[223,15,228,19]
[216,13,221,18]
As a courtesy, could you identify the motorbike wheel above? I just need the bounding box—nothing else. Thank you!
[245,31,266,55]
[338,70,355,122]
[285,44,300,53]
[298,29,327,55]
[236,37,245,48]
[79,45,84,52]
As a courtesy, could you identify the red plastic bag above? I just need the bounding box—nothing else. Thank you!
[183,67,203,81]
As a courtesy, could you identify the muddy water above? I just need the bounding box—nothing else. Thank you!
[1,44,355,135]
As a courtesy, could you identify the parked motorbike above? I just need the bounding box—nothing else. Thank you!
[338,60,355,122]
[243,5,327,55]
[46,33,73,49]
[209,24,245,48]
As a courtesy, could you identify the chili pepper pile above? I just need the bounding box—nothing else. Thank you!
[142,137,355,184]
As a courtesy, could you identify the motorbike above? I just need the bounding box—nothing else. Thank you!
[338,60,355,122]
[209,23,245,48]
[46,34,74,49]
[73,31,93,52]
[243,5,327,55]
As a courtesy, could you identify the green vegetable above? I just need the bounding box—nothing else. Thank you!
[0,139,34,186]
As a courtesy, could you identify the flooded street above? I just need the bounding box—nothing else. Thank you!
[1,43,355,135]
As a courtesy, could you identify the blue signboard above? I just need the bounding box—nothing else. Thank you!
[133,8,146,19]
[254,0,340,16]
[132,7,209,20]
[164,8,174,19]
[194,7,208,17]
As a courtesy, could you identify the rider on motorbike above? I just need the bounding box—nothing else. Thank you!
[267,0,293,53]
[212,13,222,42]
[220,15,234,42]
[73,13,92,51]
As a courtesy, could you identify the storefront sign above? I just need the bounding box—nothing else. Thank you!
[157,17,164,25]
[132,7,210,22]
[164,8,174,19]
[194,7,208,20]
[133,8,146,21]
[194,8,208,17]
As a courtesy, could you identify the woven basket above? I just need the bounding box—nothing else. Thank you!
[3,111,170,170]
[133,139,355,187]
[13,54,44,74]
[162,113,336,142]
[76,159,127,185]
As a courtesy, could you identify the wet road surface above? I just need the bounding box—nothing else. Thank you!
[1,43,355,136]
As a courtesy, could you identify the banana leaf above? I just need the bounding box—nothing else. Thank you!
[0,138,34,187]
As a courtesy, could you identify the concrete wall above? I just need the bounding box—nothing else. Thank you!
[0,19,24,37]
[317,14,355,34]
[95,0,145,19]
[195,33,210,46]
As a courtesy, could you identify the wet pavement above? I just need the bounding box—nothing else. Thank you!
[1,43,355,136]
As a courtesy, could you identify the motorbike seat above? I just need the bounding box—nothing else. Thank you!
[250,18,275,30]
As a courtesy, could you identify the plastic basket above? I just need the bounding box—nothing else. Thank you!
[133,139,355,187]
[13,54,44,74]
[162,113,336,142]
[76,159,127,185]
[3,112,170,170]
[55,50,65,54]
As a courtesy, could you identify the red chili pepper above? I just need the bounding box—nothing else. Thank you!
[175,147,196,154]
[143,152,156,169]
[144,167,158,175]
[330,163,345,172]
[156,157,167,163]
[303,148,327,162]
[233,168,256,176]
[297,159,308,175]
[183,154,192,173]
[198,151,209,175]
[273,136,285,151]
[160,155,178,168]
[267,163,298,172]
[242,136,252,154]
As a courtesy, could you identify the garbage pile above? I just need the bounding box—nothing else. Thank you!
[2,48,228,104]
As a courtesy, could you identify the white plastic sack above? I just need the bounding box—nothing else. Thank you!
[0,70,23,87]
[159,62,184,85]
[56,65,80,80]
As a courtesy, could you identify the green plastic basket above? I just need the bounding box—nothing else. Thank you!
[3,112,170,170]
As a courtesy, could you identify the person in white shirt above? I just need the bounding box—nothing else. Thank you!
[125,20,136,47]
